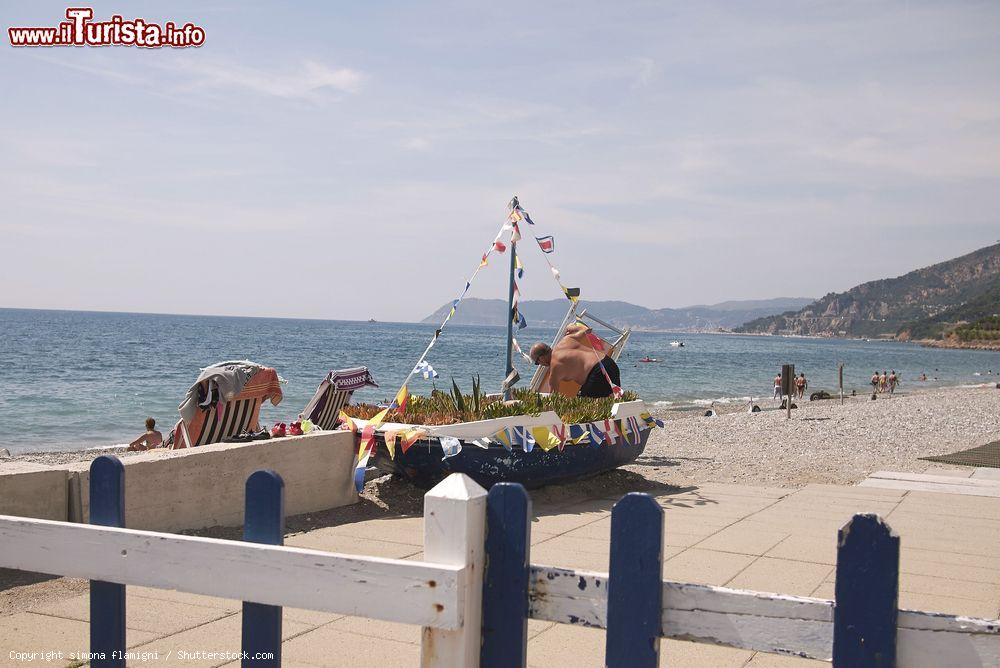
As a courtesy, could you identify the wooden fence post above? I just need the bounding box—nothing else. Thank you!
[480,483,531,668]
[606,493,664,668]
[241,470,285,668]
[89,455,126,668]
[421,473,488,668]
[833,514,899,668]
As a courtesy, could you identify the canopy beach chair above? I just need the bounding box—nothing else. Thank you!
[301,367,379,430]
[171,361,283,449]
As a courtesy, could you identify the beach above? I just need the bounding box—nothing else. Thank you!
[7,384,999,493]
[637,384,1000,488]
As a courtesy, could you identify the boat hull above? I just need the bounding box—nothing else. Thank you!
[371,427,650,489]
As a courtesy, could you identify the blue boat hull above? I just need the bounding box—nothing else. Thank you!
[371,428,650,489]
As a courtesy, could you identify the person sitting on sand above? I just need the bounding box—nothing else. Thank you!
[773,373,782,401]
[795,372,807,399]
[530,324,621,398]
[128,417,162,451]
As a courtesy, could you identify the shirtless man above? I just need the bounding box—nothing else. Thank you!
[795,372,807,399]
[529,324,621,398]
[773,372,782,401]
[128,417,163,451]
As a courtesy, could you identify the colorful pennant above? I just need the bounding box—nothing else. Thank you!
[400,428,427,453]
[384,429,399,459]
[535,235,555,253]
[440,436,462,459]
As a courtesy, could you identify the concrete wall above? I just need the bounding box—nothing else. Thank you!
[2,430,358,533]
[0,462,68,521]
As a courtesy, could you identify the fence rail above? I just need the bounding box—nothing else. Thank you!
[0,456,998,667]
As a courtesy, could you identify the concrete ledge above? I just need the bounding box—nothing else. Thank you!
[1,430,358,532]
[70,430,359,532]
[0,462,68,521]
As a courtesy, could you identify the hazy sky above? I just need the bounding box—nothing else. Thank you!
[2,1,999,322]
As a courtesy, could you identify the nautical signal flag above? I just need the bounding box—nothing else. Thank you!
[516,311,527,330]
[515,255,524,279]
[535,235,555,253]
[531,426,561,451]
[440,436,462,459]
[494,240,507,253]
[393,385,409,414]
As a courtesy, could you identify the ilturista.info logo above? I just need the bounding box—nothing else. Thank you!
[8,7,205,48]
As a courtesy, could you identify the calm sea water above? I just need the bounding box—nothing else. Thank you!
[1,308,998,453]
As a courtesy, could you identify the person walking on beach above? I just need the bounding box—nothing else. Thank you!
[880,371,888,393]
[128,417,162,451]
[888,370,898,394]
[773,372,782,402]
[795,372,807,399]
[871,371,880,394]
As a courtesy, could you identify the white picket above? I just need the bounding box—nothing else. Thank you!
[420,473,488,668]
[528,565,1000,665]
[0,515,463,629]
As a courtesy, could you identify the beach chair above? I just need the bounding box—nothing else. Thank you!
[301,367,378,430]
[170,361,284,449]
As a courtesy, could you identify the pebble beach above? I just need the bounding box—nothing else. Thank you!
[636,384,1000,488]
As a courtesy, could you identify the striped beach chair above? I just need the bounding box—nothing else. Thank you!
[171,362,284,449]
[302,367,378,430]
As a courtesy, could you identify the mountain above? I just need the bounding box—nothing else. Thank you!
[421,297,814,331]
[734,243,1000,339]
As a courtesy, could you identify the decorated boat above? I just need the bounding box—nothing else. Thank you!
[340,198,664,489]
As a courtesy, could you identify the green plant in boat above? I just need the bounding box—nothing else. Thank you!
[341,378,639,426]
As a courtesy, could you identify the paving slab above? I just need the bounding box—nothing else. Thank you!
[662,548,756,586]
[282,624,420,667]
[696,524,790,556]
[285,530,422,559]
[30,591,234,635]
[726,558,833,597]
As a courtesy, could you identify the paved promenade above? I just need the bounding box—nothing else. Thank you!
[3,478,999,667]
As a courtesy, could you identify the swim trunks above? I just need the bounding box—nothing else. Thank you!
[578,356,621,398]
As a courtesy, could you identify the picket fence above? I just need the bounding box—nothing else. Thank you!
[1,455,998,667]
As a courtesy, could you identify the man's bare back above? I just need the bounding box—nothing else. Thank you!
[532,325,611,397]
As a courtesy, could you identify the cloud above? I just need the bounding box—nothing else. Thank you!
[402,137,432,151]
[168,58,364,100]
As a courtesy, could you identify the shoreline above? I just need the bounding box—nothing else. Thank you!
[6,383,997,470]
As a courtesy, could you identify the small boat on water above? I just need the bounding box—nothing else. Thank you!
[639,356,660,363]
[342,197,663,489]
[670,341,684,347]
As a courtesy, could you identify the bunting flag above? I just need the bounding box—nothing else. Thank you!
[510,222,522,243]
[440,436,463,459]
[531,426,561,451]
[367,409,390,429]
[516,312,527,330]
[339,411,358,434]
[480,253,489,268]
[614,419,627,444]
[400,428,427,453]
[627,416,642,441]
[568,423,591,446]
[535,235,555,253]
[604,419,618,445]
[415,361,438,379]
[553,424,567,451]
[550,266,560,280]
[640,412,665,428]
[393,385,409,414]
[587,423,604,446]
[522,426,536,452]
[383,429,399,459]
[511,337,533,364]
[494,428,513,451]
[494,241,507,253]
[509,209,523,224]
[515,255,524,279]
[354,424,378,492]
[470,437,492,449]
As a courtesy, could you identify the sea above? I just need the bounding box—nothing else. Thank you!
[1,308,998,454]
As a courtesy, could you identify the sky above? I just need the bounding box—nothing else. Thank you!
[1,1,999,322]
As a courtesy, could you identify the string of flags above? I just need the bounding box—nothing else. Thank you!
[509,198,581,305]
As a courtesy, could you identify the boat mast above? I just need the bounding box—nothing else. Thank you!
[504,233,517,400]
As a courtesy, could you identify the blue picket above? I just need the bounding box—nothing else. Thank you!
[241,470,285,668]
[606,493,664,668]
[89,455,126,668]
[480,482,531,668]
[832,513,900,668]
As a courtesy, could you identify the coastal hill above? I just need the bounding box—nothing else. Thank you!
[734,242,1000,341]
[422,297,814,331]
